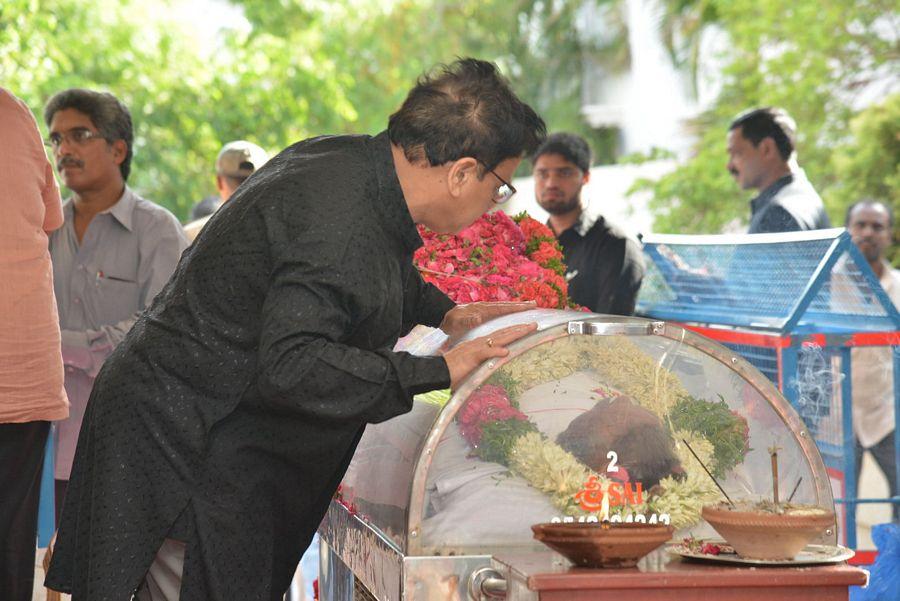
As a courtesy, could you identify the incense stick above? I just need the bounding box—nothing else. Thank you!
[787,477,803,503]
[769,445,782,508]
[771,449,780,505]
[682,438,735,508]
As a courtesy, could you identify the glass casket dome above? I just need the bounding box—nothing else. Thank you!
[339,310,835,557]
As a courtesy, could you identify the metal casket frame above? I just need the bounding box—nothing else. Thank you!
[319,312,835,600]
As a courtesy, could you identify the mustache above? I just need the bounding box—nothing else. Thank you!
[57,157,84,170]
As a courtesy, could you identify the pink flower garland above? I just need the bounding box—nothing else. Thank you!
[456,384,528,446]
[414,211,573,308]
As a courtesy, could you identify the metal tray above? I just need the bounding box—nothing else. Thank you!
[666,541,855,566]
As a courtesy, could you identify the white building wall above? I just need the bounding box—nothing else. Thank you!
[579,0,725,159]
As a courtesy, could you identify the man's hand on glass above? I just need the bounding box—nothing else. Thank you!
[439,301,536,344]
[442,323,537,391]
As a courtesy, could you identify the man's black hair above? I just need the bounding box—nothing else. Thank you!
[845,198,894,228]
[531,132,592,172]
[729,107,796,162]
[388,58,546,172]
[44,88,134,181]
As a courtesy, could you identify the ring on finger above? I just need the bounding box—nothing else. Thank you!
[486,338,494,348]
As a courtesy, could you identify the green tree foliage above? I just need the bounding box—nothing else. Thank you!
[4,0,213,218]
[827,94,900,216]
[5,0,894,230]
[828,94,900,263]
[230,0,630,174]
[2,0,621,218]
[635,0,899,235]
[1,0,363,219]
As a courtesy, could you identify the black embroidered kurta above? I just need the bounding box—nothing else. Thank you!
[46,132,455,600]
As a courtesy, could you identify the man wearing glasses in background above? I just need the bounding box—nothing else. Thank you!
[43,88,188,524]
[532,132,645,314]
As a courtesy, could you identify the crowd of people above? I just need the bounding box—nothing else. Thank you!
[0,57,896,601]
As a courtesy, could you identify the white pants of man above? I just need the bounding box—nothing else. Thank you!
[135,539,185,601]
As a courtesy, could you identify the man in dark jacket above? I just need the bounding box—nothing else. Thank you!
[532,132,644,314]
[726,107,831,233]
[46,58,545,601]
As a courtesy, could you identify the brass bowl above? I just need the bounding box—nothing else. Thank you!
[532,522,674,568]
[701,505,835,560]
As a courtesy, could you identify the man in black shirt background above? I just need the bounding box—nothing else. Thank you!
[726,107,831,233]
[532,132,645,314]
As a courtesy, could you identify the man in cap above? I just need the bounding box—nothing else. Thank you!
[184,140,268,240]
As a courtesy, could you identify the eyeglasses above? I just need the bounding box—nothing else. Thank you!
[45,128,106,149]
[477,160,517,204]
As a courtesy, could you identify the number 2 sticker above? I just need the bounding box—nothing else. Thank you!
[606,451,619,473]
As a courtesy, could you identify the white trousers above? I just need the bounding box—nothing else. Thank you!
[136,539,185,601]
